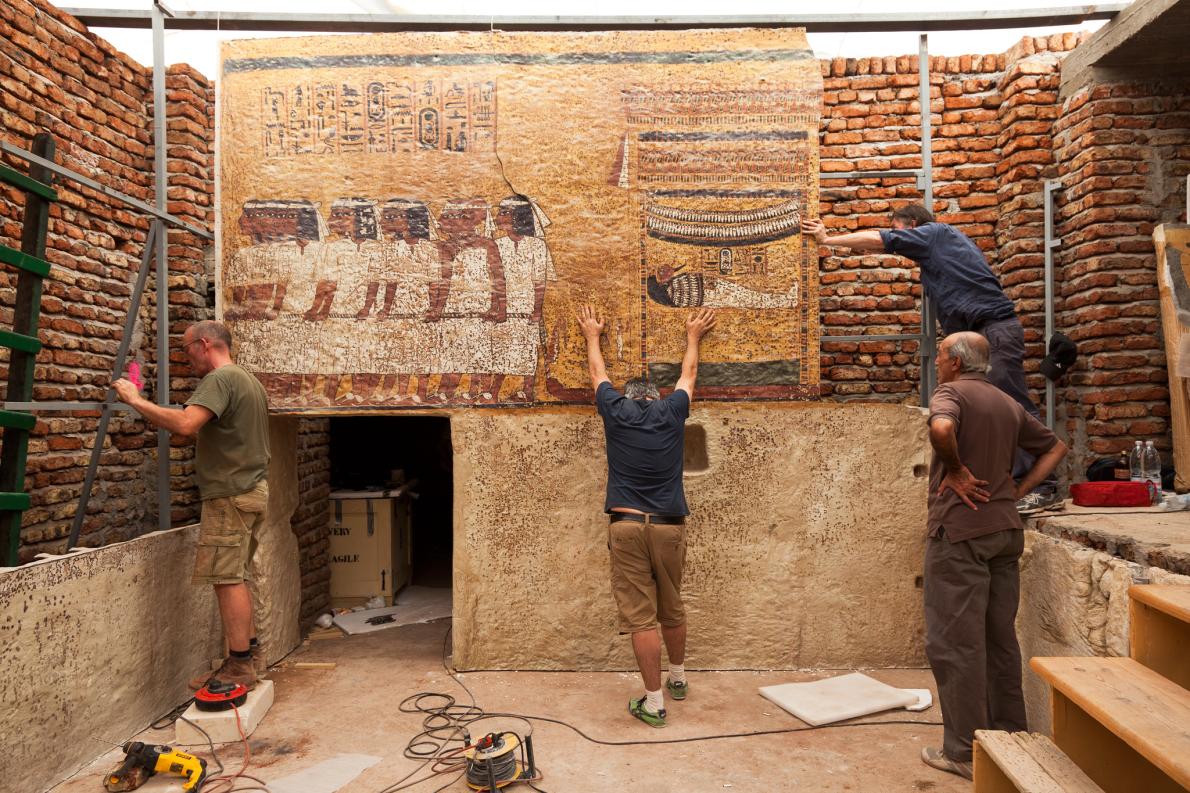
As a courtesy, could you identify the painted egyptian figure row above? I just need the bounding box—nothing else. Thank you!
[225,195,555,325]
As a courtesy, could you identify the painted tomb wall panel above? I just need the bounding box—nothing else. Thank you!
[217,29,822,409]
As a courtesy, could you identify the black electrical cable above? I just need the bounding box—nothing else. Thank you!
[375,621,944,792]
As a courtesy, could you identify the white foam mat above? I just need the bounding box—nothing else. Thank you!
[332,586,452,634]
[759,672,923,726]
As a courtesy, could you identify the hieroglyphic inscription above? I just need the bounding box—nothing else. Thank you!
[262,79,497,157]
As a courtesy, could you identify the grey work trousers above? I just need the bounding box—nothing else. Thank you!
[982,317,1056,493]
[924,528,1028,762]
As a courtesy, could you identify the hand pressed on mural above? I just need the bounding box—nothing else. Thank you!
[799,217,829,246]
[685,308,717,341]
[577,304,606,342]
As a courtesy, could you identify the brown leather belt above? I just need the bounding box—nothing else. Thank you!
[609,513,685,525]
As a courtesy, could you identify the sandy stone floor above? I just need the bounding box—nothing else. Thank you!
[55,619,968,793]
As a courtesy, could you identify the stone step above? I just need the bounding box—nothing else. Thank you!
[973,730,1104,793]
[1030,656,1190,793]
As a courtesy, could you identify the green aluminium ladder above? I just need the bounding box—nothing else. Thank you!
[0,133,56,567]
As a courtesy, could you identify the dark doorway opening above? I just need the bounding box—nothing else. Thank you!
[329,416,452,589]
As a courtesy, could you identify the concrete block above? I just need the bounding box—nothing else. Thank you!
[175,680,275,746]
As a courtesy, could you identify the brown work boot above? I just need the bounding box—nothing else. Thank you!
[190,654,258,691]
[252,642,270,677]
[188,644,266,689]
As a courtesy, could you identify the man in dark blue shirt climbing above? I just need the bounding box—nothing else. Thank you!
[801,204,1059,513]
[577,303,716,728]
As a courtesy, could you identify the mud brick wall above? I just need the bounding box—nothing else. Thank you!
[1,0,1186,578]
[0,0,207,557]
[293,417,331,629]
[0,0,335,622]
[1052,80,1190,476]
[816,34,1084,405]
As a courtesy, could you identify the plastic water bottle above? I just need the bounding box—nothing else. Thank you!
[1142,441,1162,493]
[1128,440,1144,482]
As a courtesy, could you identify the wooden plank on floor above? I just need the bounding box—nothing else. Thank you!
[974,731,1104,793]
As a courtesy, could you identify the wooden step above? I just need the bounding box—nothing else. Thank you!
[0,163,56,202]
[1130,584,1190,691]
[0,410,36,431]
[0,243,51,277]
[973,731,1104,793]
[1030,656,1190,793]
[0,492,31,511]
[0,329,42,355]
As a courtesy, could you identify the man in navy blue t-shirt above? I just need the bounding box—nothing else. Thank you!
[578,303,716,728]
[801,205,1058,513]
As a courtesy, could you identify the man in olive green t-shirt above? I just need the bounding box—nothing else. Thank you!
[115,320,270,689]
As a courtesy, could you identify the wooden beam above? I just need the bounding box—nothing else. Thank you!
[1060,0,1186,97]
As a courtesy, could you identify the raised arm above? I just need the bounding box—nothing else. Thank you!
[801,218,886,253]
[113,378,214,438]
[674,308,716,400]
[928,416,991,510]
[576,304,610,389]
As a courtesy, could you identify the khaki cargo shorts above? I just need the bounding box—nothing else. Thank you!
[193,479,269,586]
[608,517,687,633]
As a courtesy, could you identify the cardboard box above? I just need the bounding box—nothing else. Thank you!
[328,489,413,609]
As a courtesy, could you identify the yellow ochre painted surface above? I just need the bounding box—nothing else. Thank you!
[217,29,822,409]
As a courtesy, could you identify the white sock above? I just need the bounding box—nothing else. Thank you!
[645,688,665,714]
[669,664,686,685]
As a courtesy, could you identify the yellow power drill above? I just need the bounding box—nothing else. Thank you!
[105,741,207,792]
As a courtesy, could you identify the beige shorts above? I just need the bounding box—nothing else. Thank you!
[608,517,687,633]
[193,480,269,586]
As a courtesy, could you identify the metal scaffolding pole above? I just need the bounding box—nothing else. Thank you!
[1044,179,1061,430]
[153,1,171,533]
[61,6,1126,32]
[66,224,159,550]
[918,34,936,407]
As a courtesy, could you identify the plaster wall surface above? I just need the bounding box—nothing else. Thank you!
[451,403,932,670]
[247,416,303,664]
[0,416,303,793]
[1017,530,1190,735]
[0,529,221,793]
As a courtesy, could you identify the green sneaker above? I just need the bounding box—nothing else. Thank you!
[628,696,667,728]
[665,678,688,701]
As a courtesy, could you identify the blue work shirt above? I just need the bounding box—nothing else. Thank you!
[596,381,689,516]
[880,223,1016,335]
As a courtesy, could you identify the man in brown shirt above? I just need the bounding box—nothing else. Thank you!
[920,332,1067,780]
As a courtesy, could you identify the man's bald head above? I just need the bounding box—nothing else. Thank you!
[941,331,991,375]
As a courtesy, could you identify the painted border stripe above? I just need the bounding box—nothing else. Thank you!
[223,47,815,73]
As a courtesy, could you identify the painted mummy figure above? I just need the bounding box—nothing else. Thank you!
[646,264,799,309]
[367,198,441,403]
[305,197,381,321]
[356,198,439,321]
[492,194,557,401]
[226,199,324,321]
[431,198,506,400]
